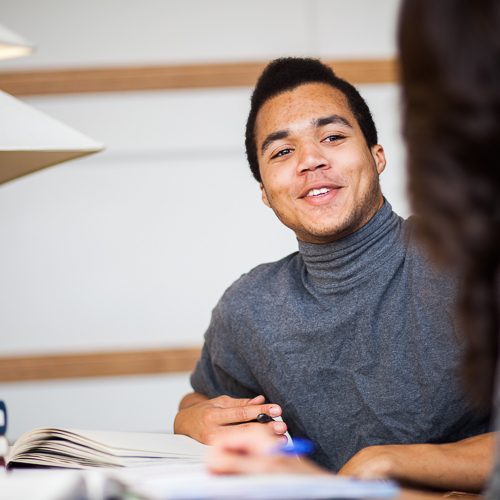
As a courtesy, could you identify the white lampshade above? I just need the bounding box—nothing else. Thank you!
[0,24,34,60]
[0,90,104,184]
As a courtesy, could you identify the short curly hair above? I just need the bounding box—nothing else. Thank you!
[245,57,378,183]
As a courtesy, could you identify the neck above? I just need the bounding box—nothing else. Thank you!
[297,199,403,288]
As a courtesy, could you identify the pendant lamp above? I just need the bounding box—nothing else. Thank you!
[0,89,104,184]
[0,23,34,61]
[0,25,104,183]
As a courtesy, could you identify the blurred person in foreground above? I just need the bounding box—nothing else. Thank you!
[207,0,500,495]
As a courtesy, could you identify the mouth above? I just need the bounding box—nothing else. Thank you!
[305,187,332,198]
[297,181,344,206]
[298,181,344,199]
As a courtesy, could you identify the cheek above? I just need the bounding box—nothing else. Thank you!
[339,150,376,185]
[353,166,379,198]
[263,168,292,198]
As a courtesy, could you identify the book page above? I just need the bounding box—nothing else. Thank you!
[65,429,209,456]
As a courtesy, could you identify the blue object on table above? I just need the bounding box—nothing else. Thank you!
[0,401,7,436]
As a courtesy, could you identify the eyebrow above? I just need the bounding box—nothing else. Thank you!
[260,114,353,156]
[261,129,290,156]
[313,114,353,129]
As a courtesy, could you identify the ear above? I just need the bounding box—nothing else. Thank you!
[371,144,386,175]
[260,183,271,208]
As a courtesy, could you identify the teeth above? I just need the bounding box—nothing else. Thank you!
[306,187,330,197]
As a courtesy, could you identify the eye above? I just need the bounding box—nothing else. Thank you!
[323,134,346,143]
[270,148,293,160]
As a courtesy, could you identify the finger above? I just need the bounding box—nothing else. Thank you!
[232,395,266,407]
[218,404,282,425]
[247,395,265,405]
[265,404,282,418]
[208,448,273,474]
[208,440,313,475]
[212,424,279,455]
[269,420,287,435]
[209,449,326,476]
[214,394,265,409]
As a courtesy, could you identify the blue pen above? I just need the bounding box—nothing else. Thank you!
[270,437,315,456]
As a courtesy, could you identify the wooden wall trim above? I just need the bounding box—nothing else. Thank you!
[0,59,398,96]
[0,347,202,383]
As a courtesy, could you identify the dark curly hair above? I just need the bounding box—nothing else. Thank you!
[245,57,378,183]
[399,0,500,406]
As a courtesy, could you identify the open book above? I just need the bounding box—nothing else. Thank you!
[6,428,210,469]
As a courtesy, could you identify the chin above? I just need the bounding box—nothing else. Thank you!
[300,222,355,243]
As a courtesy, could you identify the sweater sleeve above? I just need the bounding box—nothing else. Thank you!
[190,299,262,400]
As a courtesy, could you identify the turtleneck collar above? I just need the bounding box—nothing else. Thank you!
[297,200,403,289]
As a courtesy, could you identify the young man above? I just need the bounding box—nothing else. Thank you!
[174,58,493,489]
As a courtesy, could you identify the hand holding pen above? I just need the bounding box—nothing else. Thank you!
[208,423,325,476]
[175,393,287,445]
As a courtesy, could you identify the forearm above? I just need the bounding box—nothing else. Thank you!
[341,432,497,493]
[396,432,497,492]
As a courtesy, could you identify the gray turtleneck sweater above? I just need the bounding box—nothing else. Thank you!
[191,201,490,471]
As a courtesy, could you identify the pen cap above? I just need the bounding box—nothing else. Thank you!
[0,401,7,435]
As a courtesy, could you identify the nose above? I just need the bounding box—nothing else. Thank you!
[296,141,329,174]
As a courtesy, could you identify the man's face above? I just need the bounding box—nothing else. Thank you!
[255,83,386,244]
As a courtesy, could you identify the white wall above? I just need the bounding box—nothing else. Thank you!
[0,0,400,69]
[0,0,406,441]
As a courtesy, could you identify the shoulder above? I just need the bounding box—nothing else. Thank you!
[217,251,302,315]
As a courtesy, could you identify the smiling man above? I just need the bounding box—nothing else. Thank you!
[174,58,493,490]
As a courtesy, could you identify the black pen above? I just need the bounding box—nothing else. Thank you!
[231,413,275,426]
[255,413,274,423]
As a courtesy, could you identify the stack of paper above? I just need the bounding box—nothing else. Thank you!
[112,463,399,500]
[1,465,399,500]
[0,470,88,500]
